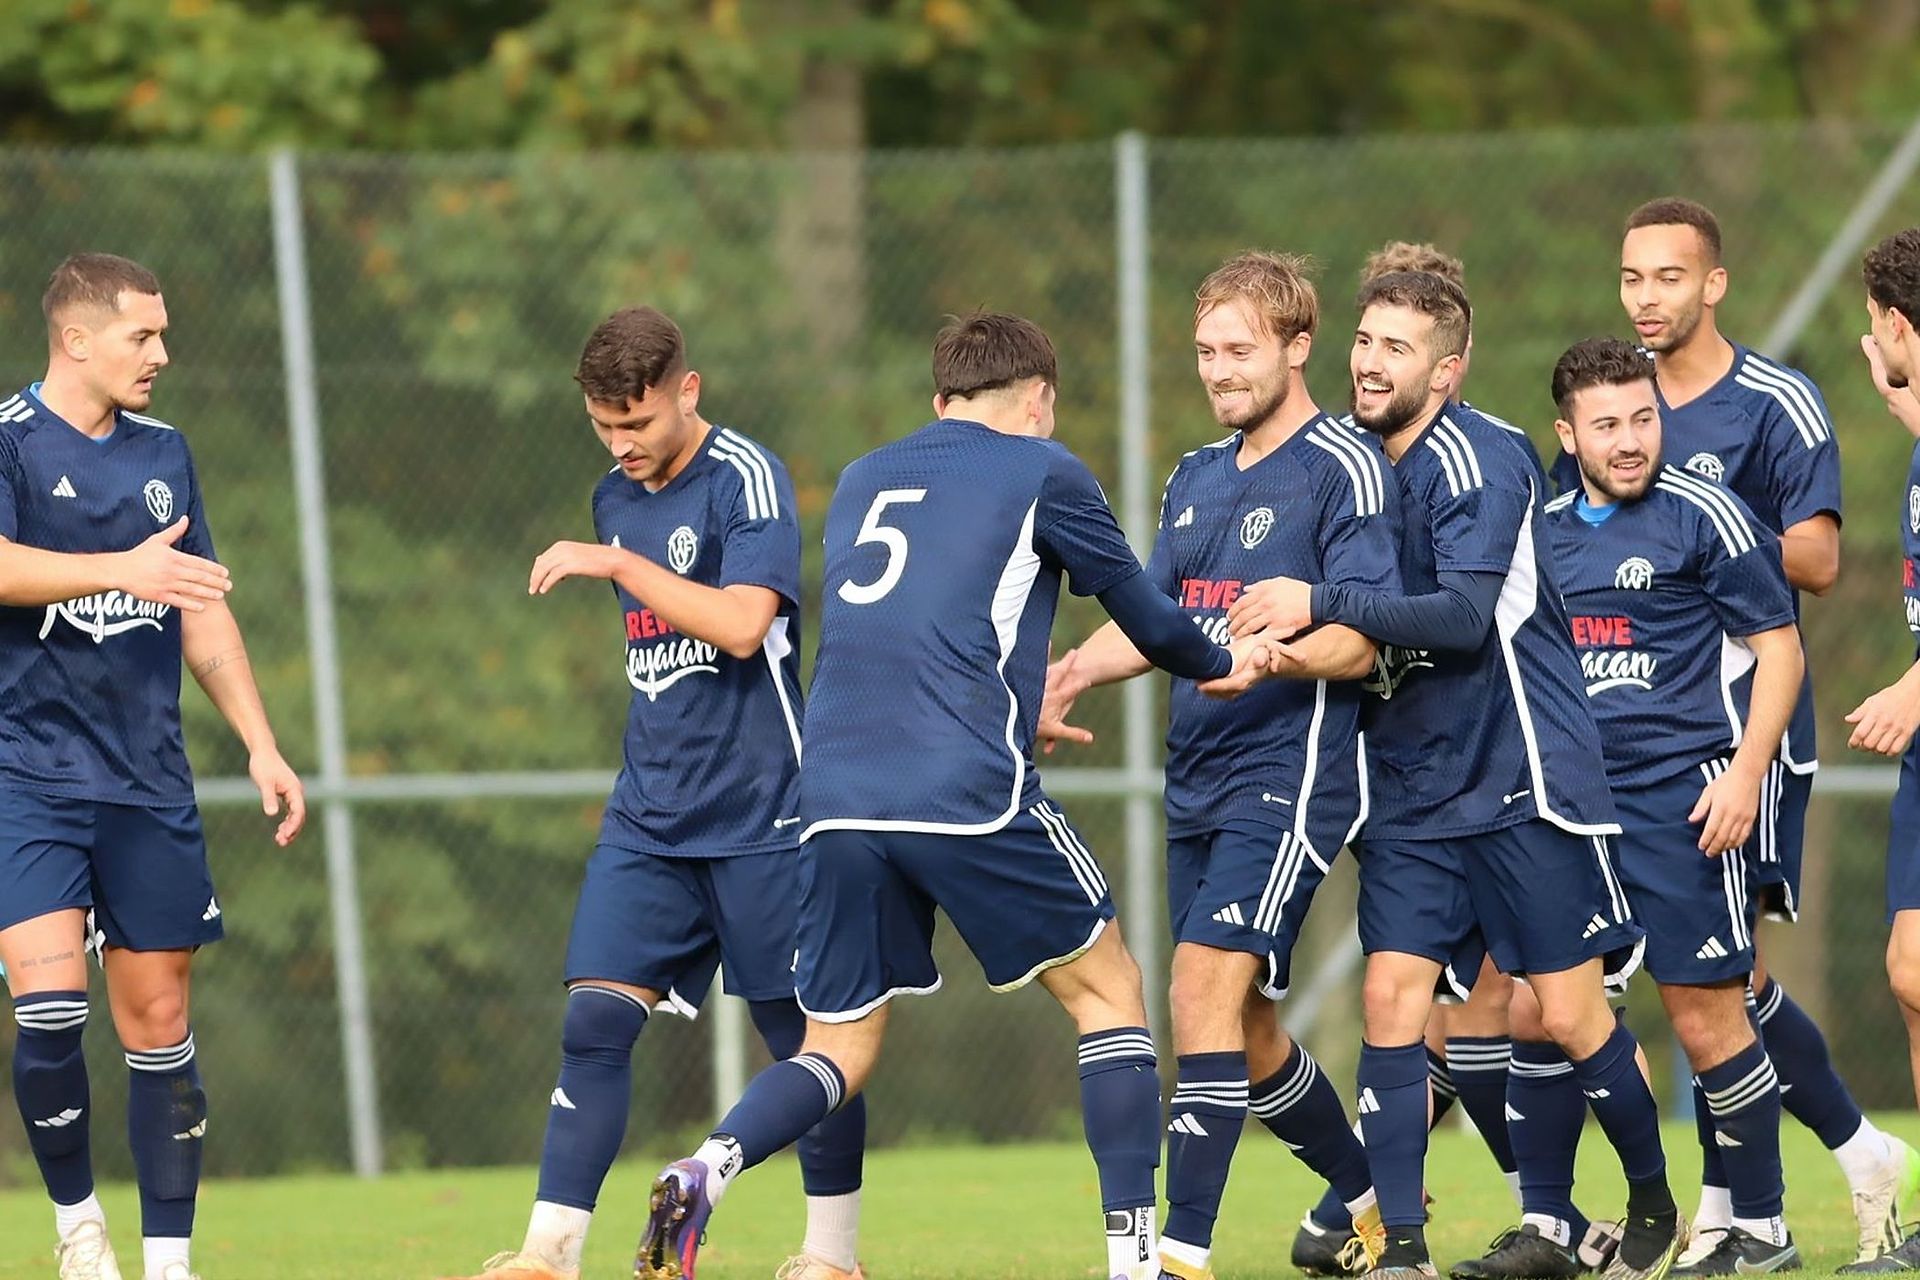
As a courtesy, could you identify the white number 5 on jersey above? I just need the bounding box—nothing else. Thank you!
[837,488,928,605]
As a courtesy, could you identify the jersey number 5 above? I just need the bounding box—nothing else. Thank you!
[837,488,928,605]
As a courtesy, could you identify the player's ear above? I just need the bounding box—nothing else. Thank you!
[1286,329,1312,371]
[676,369,701,414]
[58,321,90,362]
[932,393,949,418]
[1553,415,1576,457]
[1431,353,1461,394]
[1703,265,1729,308]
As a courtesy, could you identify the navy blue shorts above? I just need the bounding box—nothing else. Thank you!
[1167,818,1339,1001]
[1611,767,1755,986]
[1355,819,1643,996]
[0,785,220,951]
[1886,739,1920,922]
[794,800,1116,1022]
[563,845,801,1016]
[1749,762,1809,922]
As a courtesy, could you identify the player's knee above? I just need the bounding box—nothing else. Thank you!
[800,1020,883,1095]
[560,984,651,1065]
[1507,982,1546,1040]
[114,988,188,1052]
[1533,989,1604,1053]
[1888,944,1920,1014]
[1361,968,1427,1040]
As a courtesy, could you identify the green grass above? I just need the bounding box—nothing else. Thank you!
[3,1116,1915,1279]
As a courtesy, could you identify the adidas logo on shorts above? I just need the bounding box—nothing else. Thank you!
[1581,914,1608,938]
[1696,937,1730,960]
[1210,903,1246,926]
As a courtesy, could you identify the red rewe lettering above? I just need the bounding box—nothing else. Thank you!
[1571,616,1634,647]
[1178,579,1245,610]
[627,609,676,640]
[626,611,644,641]
[1906,558,1915,590]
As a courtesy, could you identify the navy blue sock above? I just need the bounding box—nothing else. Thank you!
[750,1000,865,1196]
[1428,1043,1459,1127]
[1694,1078,1728,1193]
[1077,1028,1161,1212]
[1755,977,1866,1149]
[1358,1041,1429,1231]
[713,1052,846,1170]
[1252,1043,1370,1206]
[12,992,93,1206]
[1571,1024,1668,1194]
[1508,1041,1589,1241]
[534,986,650,1210]
[1698,1040,1784,1220]
[1447,1036,1518,1174]
[1163,1050,1247,1249]
[126,1033,205,1238]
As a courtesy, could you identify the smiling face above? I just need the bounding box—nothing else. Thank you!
[1194,297,1305,431]
[1557,377,1662,502]
[1620,223,1725,354]
[586,368,703,487]
[1349,302,1452,437]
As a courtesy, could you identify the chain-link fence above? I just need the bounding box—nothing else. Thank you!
[2,119,1920,1183]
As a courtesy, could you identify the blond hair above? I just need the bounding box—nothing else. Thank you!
[1194,250,1319,340]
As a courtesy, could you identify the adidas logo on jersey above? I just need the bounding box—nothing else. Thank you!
[1696,936,1730,960]
[1210,903,1246,926]
[1356,1087,1382,1115]
[51,475,76,498]
[1581,914,1609,939]
[549,1088,577,1110]
[1167,1113,1210,1136]
[1173,506,1195,528]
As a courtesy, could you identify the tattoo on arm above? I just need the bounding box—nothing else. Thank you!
[192,649,248,679]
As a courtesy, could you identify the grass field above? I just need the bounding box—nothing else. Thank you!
[3,1116,1915,1280]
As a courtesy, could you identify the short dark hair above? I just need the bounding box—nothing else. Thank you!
[1354,270,1470,359]
[1360,241,1465,290]
[42,253,162,329]
[1625,197,1723,266]
[1195,250,1319,341]
[1551,336,1655,417]
[931,312,1058,400]
[1864,228,1920,322]
[575,307,687,403]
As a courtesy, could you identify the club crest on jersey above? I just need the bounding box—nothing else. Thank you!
[1613,556,1655,590]
[143,479,174,524]
[667,525,699,575]
[1240,506,1274,549]
[1908,485,1920,534]
[1684,452,1724,482]
[39,592,170,643]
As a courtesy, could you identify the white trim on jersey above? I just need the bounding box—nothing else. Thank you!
[1718,633,1758,748]
[0,394,32,424]
[1291,679,1334,873]
[1255,831,1317,936]
[711,429,780,520]
[1345,732,1370,847]
[1655,467,1757,556]
[800,501,1044,842]
[1492,498,1621,837]
[120,409,177,431]
[1306,421,1386,516]
[1425,415,1486,498]
[1467,404,1532,442]
[1589,835,1630,923]
[762,615,803,764]
[1545,490,1578,513]
[1735,353,1831,448]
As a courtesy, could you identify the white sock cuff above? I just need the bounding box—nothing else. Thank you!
[126,1033,194,1073]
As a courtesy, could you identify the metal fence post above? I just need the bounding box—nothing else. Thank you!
[712,983,748,1121]
[269,148,385,1178]
[1114,131,1164,1045]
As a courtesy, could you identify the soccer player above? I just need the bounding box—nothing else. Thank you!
[1040,251,1397,1280]
[1840,225,1920,1274]
[1543,336,1804,1274]
[1229,271,1683,1280]
[635,312,1263,1280]
[1551,198,1914,1264]
[453,308,868,1280]
[0,254,307,1280]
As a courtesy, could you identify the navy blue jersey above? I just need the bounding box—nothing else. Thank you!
[1145,415,1401,838]
[800,419,1149,836]
[1458,401,1550,496]
[1903,440,1920,654]
[593,425,804,857]
[1545,469,1797,789]
[0,387,215,807]
[1550,343,1838,772]
[1362,409,1617,838]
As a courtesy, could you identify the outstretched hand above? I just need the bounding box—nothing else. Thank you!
[1226,576,1312,641]
[1038,649,1095,754]
[529,541,622,595]
[117,517,231,612]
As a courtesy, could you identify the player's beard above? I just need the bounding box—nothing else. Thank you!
[1580,447,1659,502]
[1349,377,1429,438]
[1637,294,1703,354]
[1210,376,1288,431]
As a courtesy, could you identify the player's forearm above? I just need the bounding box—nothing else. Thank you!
[1729,628,1804,777]
[609,551,775,659]
[1310,570,1503,654]
[1096,572,1231,681]
[0,540,128,607]
[1271,624,1378,681]
[182,605,277,754]
[1063,621,1153,694]
[1779,518,1839,596]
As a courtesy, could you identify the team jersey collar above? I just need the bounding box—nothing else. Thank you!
[24,382,122,448]
[1393,401,1453,464]
[1232,410,1334,473]
[1655,339,1744,415]
[636,421,718,496]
